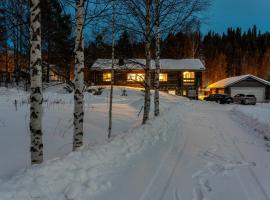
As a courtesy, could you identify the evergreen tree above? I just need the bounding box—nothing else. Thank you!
[116,31,133,58]
[41,0,73,82]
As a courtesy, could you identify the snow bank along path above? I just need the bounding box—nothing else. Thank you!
[233,104,270,139]
[0,86,143,178]
[0,88,184,200]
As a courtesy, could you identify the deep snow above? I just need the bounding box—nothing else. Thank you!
[0,85,270,200]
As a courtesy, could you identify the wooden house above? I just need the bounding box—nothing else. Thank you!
[89,59,206,99]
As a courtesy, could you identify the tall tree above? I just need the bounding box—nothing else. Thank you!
[29,0,43,164]
[116,31,133,58]
[41,0,73,82]
[154,0,160,117]
[73,0,85,150]
[108,0,115,139]
[142,0,152,124]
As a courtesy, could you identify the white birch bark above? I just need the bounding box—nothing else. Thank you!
[142,0,151,124]
[108,0,115,139]
[73,0,85,150]
[29,0,43,164]
[154,0,160,117]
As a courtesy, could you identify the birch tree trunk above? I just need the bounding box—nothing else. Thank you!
[142,0,152,124]
[108,0,115,139]
[73,0,85,151]
[154,0,160,117]
[29,0,43,164]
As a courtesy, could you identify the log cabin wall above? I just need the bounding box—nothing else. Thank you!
[86,69,203,99]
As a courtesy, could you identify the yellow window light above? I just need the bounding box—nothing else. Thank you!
[159,73,168,82]
[127,73,145,82]
[168,90,176,95]
[183,71,195,79]
[103,72,111,82]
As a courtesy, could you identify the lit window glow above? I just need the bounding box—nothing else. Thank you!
[168,90,176,95]
[127,73,145,82]
[182,90,187,96]
[183,71,195,79]
[183,71,195,86]
[183,79,195,83]
[159,73,168,82]
[103,72,111,82]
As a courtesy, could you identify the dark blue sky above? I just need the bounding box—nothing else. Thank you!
[201,0,270,34]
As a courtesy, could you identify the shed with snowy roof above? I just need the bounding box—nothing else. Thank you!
[207,75,270,102]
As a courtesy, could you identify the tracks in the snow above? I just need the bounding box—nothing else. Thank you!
[230,131,270,200]
[157,132,189,200]
[139,113,189,200]
[215,111,270,200]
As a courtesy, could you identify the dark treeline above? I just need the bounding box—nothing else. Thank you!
[86,26,270,86]
[0,0,73,83]
[203,26,270,86]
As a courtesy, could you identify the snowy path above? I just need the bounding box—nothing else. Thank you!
[1,87,270,200]
[93,103,270,200]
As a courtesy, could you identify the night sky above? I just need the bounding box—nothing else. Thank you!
[202,0,270,34]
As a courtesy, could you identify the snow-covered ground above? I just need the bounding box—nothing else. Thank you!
[0,85,270,200]
[233,104,270,139]
[0,85,151,179]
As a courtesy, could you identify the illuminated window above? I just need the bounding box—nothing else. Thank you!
[159,73,168,82]
[182,90,187,96]
[168,90,176,95]
[183,79,195,83]
[183,71,195,79]
[103,72,111,82]
[127,73,145,82]
[183,71,195,85]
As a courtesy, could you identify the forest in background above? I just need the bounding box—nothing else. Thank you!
[85,25,270,86]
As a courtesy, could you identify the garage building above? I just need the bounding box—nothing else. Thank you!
[207,74,270,102]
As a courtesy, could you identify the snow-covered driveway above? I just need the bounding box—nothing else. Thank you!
[93,102,270,200]
[1,86,270,200]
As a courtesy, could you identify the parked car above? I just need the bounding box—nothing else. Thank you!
[233,94,256,105]
[204,94,233,104]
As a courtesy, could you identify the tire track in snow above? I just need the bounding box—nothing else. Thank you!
[229,132,270,200]
[191,111,256,200]
[139,110,189,200]
[218,111,270,200]
[157,133,189,200]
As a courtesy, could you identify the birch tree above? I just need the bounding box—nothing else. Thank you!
[118,0,209,123]
[118,0,153,124]
[153,0,209,116]
[142,0,152,124]
[73,0,85,150]
[154,0,160,117]
[29,0,43,164]
[108,0,115,138]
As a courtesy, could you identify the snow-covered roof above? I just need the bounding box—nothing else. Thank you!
[207,74,270,89]
[91,58,205,71]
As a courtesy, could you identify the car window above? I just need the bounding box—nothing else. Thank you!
[247,95,255,97]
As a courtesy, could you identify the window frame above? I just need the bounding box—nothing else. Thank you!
[127,73,145,82]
